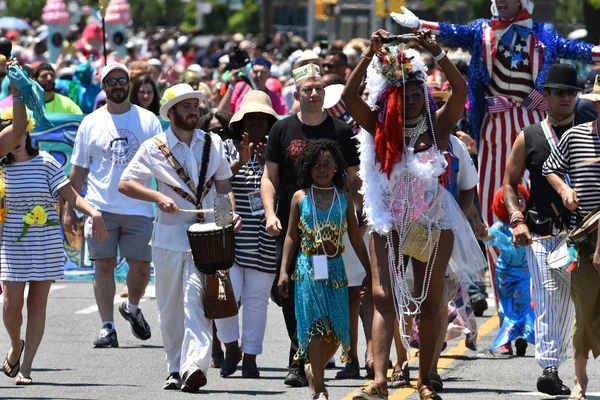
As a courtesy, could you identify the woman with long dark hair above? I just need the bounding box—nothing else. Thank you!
[198,111,235,142]
[130,75,160,116]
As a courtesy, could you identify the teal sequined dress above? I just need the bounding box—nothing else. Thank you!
[293,190,351,363]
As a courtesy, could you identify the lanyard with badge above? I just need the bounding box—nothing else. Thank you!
[310,186,342,280]
[246,154,265,216]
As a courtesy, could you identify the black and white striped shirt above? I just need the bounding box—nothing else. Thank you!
[225,140,277,274]
[543,121,600,228]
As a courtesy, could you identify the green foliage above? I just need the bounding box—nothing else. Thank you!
[3,0,46,20]
[589,0,600,8]
[228,0,259,34]
[180,0,230,34]
[556,0,583,23]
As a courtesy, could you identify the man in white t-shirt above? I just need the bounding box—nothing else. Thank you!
[62,63,163,348]
[119,84,242,393]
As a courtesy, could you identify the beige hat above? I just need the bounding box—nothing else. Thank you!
[293,49,321,69]
[159,83,206,121]
[293,63,322,83]
[579,75,600,101]
[229,90,279,131]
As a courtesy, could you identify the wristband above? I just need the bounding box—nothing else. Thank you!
[433,50,447,62]
[361,54,373,61]
[13,96,23,102]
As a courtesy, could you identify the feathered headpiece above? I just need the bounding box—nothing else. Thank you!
[490,0,533,17]
[372,46,428,86]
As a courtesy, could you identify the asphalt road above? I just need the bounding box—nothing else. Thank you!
[0,281,598,400]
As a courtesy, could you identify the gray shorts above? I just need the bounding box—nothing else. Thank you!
[85,211,153,262]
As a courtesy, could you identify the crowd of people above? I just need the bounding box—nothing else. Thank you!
[0,0,599,399]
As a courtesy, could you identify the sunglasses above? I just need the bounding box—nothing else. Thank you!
[322,63,341,69]
[104,77,130,86]
[550,89,577,99]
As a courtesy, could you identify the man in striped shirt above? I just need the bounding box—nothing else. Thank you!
[543,77,600,400]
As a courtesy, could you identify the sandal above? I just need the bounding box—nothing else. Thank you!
[15,372,32,385]
[430,373,443,392]
[3,340,24,378]
[313,391,328,400]
[390,366,410,388]
[352,381,388,399]
[419,385,442,400]
[336,363,360,379]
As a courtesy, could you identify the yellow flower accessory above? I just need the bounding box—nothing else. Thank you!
[0,107,36,132]
[0,208,6,223]
[161,88,177,105]
[24,213,36,225]
[15,206,58,243]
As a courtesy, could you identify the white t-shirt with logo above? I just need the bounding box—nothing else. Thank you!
[71,104,163,217]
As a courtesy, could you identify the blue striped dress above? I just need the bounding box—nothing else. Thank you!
[1,152,69,281]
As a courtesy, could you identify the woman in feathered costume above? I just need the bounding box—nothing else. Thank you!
[342,30,486,400]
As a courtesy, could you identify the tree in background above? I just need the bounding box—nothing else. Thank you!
[3,0,45,20]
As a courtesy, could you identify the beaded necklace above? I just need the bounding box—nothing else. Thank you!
[389,77,442,361]
[310,184,343,258]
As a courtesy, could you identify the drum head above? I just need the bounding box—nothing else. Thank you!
[188,222,220,233]
[547,235,571,271]
[570,205,600,241]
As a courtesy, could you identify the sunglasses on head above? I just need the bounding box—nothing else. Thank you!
[104,77,130,86]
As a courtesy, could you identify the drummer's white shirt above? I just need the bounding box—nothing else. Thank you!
[122,127,233,252]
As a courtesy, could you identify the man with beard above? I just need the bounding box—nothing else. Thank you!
[119,83,242,392]
[62,63,163,348]
[33,63,82,114]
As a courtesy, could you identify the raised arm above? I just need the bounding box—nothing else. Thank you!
[414,31,467,143]
[390,6,478,50]
[341,30,384,135]
[0,59,25,158]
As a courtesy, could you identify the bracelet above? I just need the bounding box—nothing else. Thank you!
[13,96,23,102]
[433,50,447,62]
[509,211,524,220]
[361,54,373,61]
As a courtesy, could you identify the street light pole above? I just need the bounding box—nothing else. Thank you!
[307,0,315,44]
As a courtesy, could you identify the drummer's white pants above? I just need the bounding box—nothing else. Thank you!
[526,235,574,370]
[153,247,212,375]
[214,263,274,355]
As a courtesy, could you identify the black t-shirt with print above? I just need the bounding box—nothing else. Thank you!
[265,114,359,232]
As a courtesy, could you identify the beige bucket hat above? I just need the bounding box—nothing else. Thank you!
[229,90,279,131]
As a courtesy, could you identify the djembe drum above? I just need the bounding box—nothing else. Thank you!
[186,194,238,320]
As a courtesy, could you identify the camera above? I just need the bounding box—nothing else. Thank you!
[226,46,250,70]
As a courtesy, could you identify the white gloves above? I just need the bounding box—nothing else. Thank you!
[390,6,421,29]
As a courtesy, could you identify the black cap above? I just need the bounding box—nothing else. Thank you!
[542,63,582,92]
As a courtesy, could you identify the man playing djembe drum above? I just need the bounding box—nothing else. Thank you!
[542,75,600,400]
[118,83,242,393]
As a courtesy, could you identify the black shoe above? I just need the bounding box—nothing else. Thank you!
[181,369,207,393]
[93,324,119,348]
[537,366,571,396]
[430,372,443,392]
[470,293,488,317]
[164,372,182,390]
[515,337,527,357]
[284,370,308,387]
[119,302,151,341]
[220,358,238,377]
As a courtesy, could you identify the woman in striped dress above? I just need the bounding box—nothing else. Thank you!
[214,90,279,378]
[1,107,107,385]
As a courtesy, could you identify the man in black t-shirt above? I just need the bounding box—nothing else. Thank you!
[502,63,591,397]
[261,63,360,387]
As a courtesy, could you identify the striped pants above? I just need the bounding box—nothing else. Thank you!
[526,235,574,369]
[478,105,546,304]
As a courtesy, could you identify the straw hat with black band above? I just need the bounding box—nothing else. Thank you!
[580,75,600,102]
[229,90,279,132]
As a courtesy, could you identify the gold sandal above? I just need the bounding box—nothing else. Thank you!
[419,385,442,400]
[352,381,388,399]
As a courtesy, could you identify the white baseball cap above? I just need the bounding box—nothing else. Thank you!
[101,62,130,82]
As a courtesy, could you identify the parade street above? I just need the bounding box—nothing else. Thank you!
[0,281,596,400]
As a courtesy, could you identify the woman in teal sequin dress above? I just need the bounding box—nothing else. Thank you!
[278,139,370,400]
